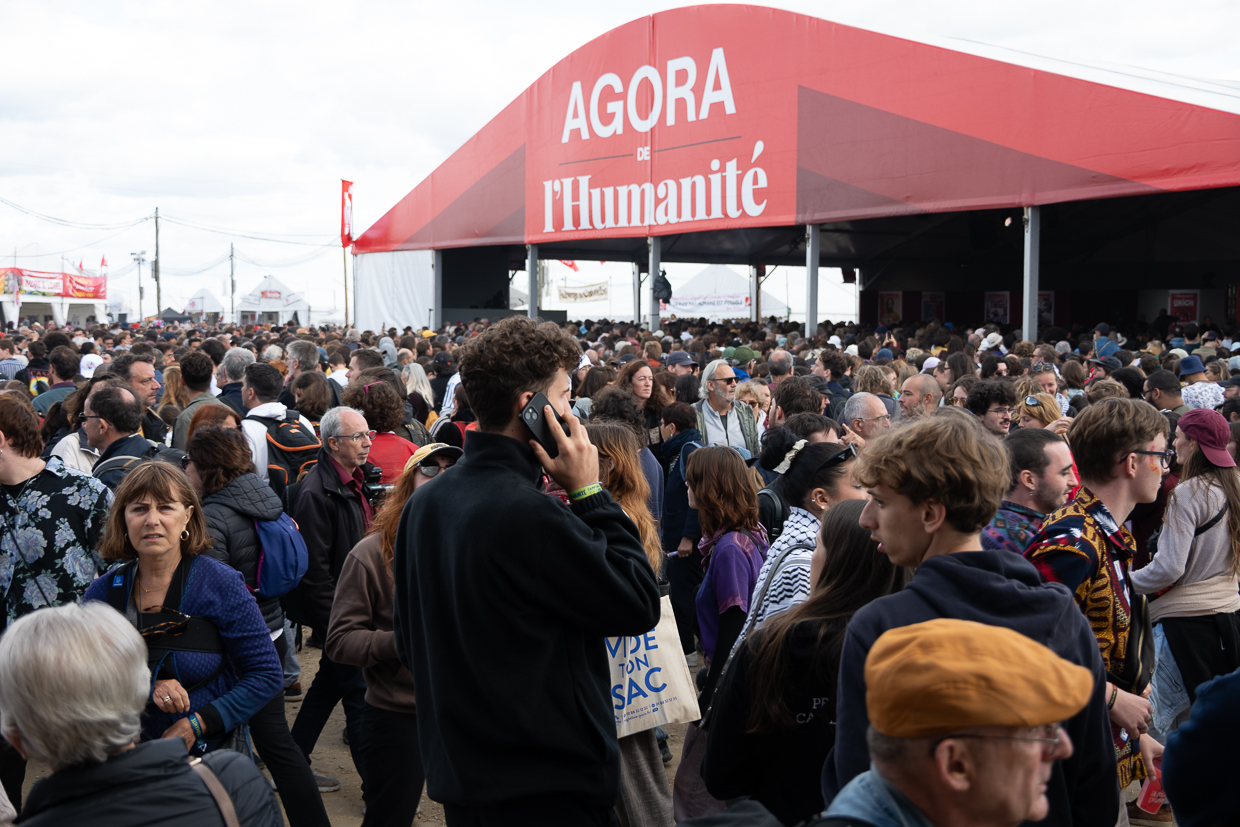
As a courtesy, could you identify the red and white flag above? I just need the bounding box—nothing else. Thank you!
[559,260,580,272]
[341,180,354,248]
[101,255,108,268]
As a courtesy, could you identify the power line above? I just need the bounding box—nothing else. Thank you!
[0,195,152,230]
[8,223,151,259]
[234,242,339,268]
[161,214,338,246]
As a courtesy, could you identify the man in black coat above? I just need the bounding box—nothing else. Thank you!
[823,412,1119,827]
[287,405,376,785]
[393,316,661,827]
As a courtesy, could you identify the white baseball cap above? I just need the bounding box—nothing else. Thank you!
[79,353,103,378]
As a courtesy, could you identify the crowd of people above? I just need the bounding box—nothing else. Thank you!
[0,310,1238,827]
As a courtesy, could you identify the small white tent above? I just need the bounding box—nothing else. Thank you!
[236,276,309,326]
[663,265,788,320]
[184,289,225,324]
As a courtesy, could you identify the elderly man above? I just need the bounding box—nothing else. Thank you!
[825,619,1091,827]
[216,347,255,415]
[840,392,891,445]
[0,602,281,826]
[109,353,165,444]
[287,406,377,788]
[693,358,760,456]
[279,339,341,409]
[897,374,941,421]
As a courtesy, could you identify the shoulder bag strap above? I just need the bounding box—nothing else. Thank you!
[189,757,241,827]
[703,541,815,724]
[1195,503,1229,537]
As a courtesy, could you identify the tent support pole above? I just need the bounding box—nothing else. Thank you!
[1022,206,1041,340]
[432,249,443,330]
[632,262,641,325]
[527,244,539,319]
[647,236,660,332]
[343,246,349,328]
[805,224,820,337]
[749,265,760,322]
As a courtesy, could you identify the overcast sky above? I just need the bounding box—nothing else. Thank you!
[4,0,1238,323]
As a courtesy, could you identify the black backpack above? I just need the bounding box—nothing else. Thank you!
[757,482,790,542]
[93,440,187,484]
[245,409,321,504]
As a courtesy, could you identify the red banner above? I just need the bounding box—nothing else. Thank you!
[1,268,106,299]
[65,274,107,299]
[341,180,354,248]
[354,5,1240,254]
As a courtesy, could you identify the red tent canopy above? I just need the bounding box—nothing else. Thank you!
[354,4,1240,254]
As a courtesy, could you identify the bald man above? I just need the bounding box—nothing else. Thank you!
[899,374,943,420]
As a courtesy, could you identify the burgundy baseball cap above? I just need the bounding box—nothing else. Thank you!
[1177,409,1237,468]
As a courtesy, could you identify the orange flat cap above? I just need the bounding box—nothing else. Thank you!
[865,618,1094,739]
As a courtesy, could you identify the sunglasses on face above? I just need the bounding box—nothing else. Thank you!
[713,376,739,385]
[417,463,453,478]
[810,443,858,477]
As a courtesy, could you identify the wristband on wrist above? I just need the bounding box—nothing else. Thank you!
[187,713,207,751]
[1107,684,1118,710]
[568,482,603,501]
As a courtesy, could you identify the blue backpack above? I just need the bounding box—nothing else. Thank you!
[251,513,309,598]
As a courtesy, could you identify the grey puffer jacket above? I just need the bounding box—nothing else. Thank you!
[201,472,286,634]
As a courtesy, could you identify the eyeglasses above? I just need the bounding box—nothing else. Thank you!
[79,414,104,420]
[857,413,891,424]
[417,464,453,478]
[338,430,377,443]
[948,396,966,406]
[712,376,739,385]
[1030,362,1057,374]
[933,723,1064,754]
[1132,449,1175,468]
[1023,396,1044,408]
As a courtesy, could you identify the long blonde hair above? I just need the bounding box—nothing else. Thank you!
[402,362,435,408]
[586,422,662,570]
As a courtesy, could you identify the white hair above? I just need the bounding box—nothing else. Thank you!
[319,406,365,441]
[220,347,255,382]
[0,602,148,769]
[402,362,435,408]
[841,391,879,426]
[262,344,284,362]
[699,358,731,399]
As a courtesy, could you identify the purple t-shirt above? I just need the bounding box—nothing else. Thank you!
[696,529,769,659]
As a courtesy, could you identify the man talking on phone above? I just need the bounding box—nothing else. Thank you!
[392,316,661,827]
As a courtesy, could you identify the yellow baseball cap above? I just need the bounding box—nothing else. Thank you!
[404,443,463,473]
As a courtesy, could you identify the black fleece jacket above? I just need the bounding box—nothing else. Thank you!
[201,472,286,634]
[392,430,661,810]
[823,551,1119,827]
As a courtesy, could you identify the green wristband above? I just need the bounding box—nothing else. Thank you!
[568,482,603,501]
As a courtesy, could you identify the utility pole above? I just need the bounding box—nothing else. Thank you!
[229,244,236,325]
[131,251,147,322]
[342,246,349,328]
[153,208,161,315]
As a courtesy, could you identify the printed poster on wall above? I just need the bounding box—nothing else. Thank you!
[984,291,1010,324]
[1037,291,1054,327]
[878,291,902,324]
[921,291,945,322]
[1169,291,1199,323]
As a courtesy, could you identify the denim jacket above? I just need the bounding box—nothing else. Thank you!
[826,768,934,827]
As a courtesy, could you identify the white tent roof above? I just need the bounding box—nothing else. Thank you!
[664,265,788,319]
[236,276,308,312]
[184,289,224,314]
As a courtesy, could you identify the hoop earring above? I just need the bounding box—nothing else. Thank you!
[180,529,190,541]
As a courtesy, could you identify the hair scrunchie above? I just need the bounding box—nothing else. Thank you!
[773,439,808,475]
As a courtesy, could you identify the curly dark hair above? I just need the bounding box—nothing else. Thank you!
[186,426,256,498]
[587,385,645,437]
[342,375,405,432]
[458,317,582,430]
[964,379,1017,416]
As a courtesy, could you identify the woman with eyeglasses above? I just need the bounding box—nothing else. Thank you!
[701,501,905,825]
[180,426,331,827]
[1132,409,1240,732]
[342,378,420,484]
[326,443,460,827]
[81,462,283,769]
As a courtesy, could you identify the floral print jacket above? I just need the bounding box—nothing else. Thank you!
[0,457,112,628]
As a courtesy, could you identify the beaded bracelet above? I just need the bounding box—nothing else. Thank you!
[568,482,603,502]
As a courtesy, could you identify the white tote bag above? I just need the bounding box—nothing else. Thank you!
[608,595,701,738]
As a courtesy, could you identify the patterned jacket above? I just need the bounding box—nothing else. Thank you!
[0,457,111,628]
[981,500,1046,556]
[1025,487,1145,787]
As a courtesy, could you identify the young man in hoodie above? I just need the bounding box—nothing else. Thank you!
[392,316,661,827]
[824,409,1118,827]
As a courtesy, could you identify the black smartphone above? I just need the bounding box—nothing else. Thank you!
[519,392,568,459]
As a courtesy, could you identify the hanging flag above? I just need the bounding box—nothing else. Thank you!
[78,259,84,272]
[558,260,579,272]
[101,255,108,268]
[341,180,354,248]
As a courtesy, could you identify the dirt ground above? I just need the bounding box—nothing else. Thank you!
[20,641,689,826]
